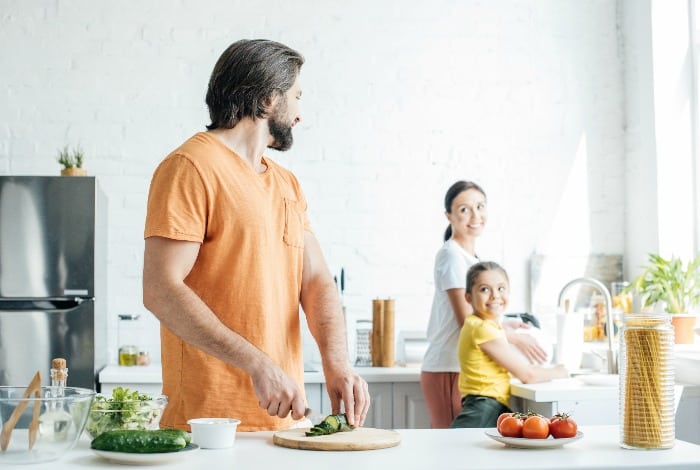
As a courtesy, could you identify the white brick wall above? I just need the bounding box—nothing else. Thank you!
[0,1,626,365]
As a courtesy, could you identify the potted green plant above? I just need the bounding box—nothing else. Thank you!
[57,145,87,176]
[627,253,700,343]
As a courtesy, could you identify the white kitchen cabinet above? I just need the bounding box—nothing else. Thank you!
[98,365,163,397]
[392,382,431,429]
[363,383,393,428]
[304,383,324,415]
[509,378,620,425]
[675,385,700,444]
[510,397,618,425]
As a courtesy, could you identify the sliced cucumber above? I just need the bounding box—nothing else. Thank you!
[305,413,355,437]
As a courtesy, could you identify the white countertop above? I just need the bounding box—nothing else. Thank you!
[99,364,422,385]
[511,377,618,402]
[99,364,163,383]
[23,426,700,470]
[99,364,617,403]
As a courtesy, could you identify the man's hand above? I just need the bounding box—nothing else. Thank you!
[323,366,370,428]
[250,363,307,420]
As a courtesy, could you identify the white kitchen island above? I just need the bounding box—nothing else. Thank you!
[21,426,700,470]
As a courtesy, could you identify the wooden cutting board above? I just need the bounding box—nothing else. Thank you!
[273,427,401,451]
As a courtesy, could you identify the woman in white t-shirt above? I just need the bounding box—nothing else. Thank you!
[420,181,548,428]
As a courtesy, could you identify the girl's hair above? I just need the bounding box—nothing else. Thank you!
[466,261,509,293]
[443,180,487,241]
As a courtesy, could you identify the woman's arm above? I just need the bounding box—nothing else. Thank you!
[446,288,472,325]
[479,336,568,384]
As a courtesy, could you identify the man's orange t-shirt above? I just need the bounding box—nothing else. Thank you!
[144,132,310,431]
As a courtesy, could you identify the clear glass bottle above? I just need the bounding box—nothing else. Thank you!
[39,358,73,441]
[619,314,675,449]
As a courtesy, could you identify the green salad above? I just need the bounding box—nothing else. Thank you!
[86,387,167,438]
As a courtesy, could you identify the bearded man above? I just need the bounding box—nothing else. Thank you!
[143,39,369,431]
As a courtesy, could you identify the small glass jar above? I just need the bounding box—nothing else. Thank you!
[619,314,675,449]
[136,350,151,366]
[118,314,141,366]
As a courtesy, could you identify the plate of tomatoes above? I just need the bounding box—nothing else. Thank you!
[486,412,582,449]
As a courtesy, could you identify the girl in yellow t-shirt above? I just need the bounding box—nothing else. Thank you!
[450,262,569,428]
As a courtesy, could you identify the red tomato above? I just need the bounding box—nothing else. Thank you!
[522,415,550,439]
[549,413,578,438]
[496,412,513,433]
[499,416,524,438]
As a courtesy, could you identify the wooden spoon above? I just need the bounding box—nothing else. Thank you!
[0,371,42,452]
[29,388,41,450]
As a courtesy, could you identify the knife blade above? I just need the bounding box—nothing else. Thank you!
[340,268,345,296]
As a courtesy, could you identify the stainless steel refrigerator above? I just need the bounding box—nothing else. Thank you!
[0,176,107,389]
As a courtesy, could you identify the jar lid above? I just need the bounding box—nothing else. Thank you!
[622,313,671,327]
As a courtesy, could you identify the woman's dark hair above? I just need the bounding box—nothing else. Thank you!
[205,39,305,130]
[443,180,487,241]
[466,261,509,293]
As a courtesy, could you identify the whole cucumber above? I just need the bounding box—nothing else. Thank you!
[159,428,192,445]
[91,429,187,453]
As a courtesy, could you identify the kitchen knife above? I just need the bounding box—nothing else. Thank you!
[340,268,345,297]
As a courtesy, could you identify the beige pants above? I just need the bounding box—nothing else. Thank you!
[420,371,462,428]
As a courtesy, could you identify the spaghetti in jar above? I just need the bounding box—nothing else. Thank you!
[619,314,675,449]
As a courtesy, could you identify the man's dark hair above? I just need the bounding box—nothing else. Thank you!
[205,39,304,130]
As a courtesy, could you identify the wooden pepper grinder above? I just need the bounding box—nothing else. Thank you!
[371,298,395,367]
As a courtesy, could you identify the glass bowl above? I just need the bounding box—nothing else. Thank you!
[85,394,167,439]
[0,386,95,465]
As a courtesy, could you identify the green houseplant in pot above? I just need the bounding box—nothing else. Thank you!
[627,253,700,344]
[57,145,87,176]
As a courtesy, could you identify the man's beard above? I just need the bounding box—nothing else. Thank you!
[267,102,294,151]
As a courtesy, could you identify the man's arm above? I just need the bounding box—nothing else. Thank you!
[300,232,370,427]
[142,236,306,419]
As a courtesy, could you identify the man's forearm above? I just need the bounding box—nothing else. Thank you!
[302,277,350,368]
[144,279,271,374]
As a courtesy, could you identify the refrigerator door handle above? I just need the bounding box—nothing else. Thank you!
[0,298,94,312]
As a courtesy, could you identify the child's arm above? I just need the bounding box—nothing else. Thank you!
[480,337,569,384]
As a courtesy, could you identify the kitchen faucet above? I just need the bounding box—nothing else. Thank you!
[557,277,618,374]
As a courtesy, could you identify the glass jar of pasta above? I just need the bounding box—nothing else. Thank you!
[619,314,675,449]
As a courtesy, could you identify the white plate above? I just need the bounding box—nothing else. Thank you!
[485,429,583,449]
[576,373,619,386]
[92,443,199,464]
